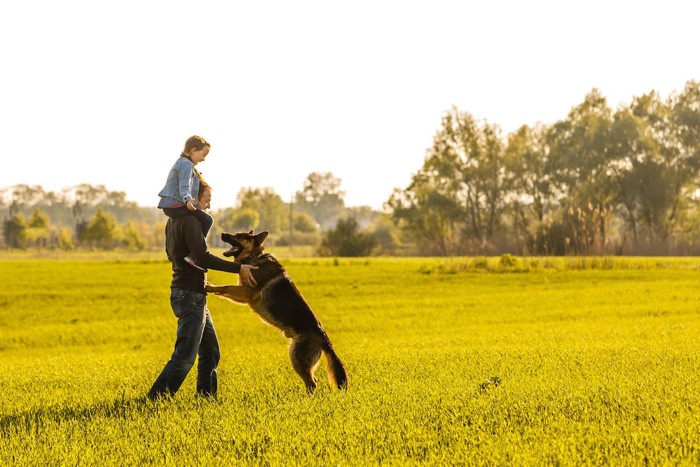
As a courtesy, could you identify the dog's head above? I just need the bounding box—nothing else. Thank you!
[221,230,269,261]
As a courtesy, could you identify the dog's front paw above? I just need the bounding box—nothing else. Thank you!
[204,282,216,293]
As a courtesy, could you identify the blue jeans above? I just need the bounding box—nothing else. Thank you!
[148,288,220,398]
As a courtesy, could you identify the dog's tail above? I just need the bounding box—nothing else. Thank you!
[322,339,348,390]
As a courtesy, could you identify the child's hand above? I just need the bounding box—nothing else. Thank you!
[186,199,197,211]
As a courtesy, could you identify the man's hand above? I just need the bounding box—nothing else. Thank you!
[239,264,258,287]
[186,199,197,211]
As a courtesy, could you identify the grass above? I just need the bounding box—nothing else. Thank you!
[1,254,699,465]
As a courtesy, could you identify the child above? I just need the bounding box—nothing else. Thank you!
[158,135,214,271]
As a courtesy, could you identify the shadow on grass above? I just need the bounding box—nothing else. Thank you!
[0,395,163,433]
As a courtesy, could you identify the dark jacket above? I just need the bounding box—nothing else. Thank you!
[165,215,241,292]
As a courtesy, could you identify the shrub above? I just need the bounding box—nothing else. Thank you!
[318,218,375,257]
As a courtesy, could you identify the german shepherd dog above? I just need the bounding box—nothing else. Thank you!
[205,230,348,393]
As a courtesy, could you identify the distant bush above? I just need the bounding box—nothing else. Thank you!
[318,218,375,257]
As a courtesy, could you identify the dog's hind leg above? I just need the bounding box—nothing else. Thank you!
[288,334,322,393]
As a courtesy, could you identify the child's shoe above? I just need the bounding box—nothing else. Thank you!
[184,255,207,272]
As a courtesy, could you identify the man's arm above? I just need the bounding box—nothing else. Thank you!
[182,217,241,273]
[181,217,258,286]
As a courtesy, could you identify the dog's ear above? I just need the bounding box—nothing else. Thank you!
[248,229,254,235]
[255,231,269,245]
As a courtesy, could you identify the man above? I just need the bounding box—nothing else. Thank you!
[148,180,257,399]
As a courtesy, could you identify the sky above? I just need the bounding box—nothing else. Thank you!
[2,0,699,211]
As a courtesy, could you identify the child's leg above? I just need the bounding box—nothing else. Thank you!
[162,206,190,218]
[192,209,214,238]
[163,206,213,238]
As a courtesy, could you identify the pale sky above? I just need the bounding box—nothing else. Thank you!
[2,1,698,210]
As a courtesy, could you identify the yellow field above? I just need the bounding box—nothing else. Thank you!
[1,255,699,465]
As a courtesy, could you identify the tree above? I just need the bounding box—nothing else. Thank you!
[80,208,117,249]
[3,210,28,248]
[235,187,286,232]
[344,205,380,228]
[671,80,700,173]
[28,207,50,228]
[547,89,613,204]
[386,178,461,255]
[24,207,53,248]
[318,218,375,257]
[11,185,45,207]
[666,80,700,243]
[599,89,700,250]
[293,211,318,233]
[546,90,616,251]
[57,228,75,251]
[74,184,109,206]
[220,208,260,232]
[121,222,145,251]
[274,211,321,247]
[504,123,555,248]
[295,172,345,229]
[368,214,402,255]
[421,108,507,244]
[604,99,667,246]
[387,107,506,253]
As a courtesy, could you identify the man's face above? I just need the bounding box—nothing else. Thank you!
[197,188,211,211]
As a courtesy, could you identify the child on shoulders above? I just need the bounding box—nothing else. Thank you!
[158,135,214,271]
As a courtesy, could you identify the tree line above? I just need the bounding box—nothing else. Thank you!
[1,175,386,255]
[5,81,700,256]
[1,184,161,250]
[388,81,700,255]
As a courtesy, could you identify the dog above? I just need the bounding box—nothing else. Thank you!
[205,230,348,393]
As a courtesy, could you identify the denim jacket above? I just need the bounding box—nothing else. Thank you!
[157,156,200,208]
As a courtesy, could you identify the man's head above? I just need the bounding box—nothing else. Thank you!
[197,178,212,211]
